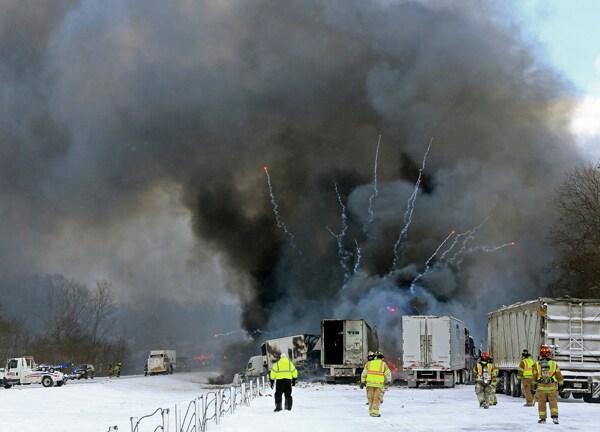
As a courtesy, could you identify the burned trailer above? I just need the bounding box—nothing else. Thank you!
[321,319,378,383]
[261,334,322,375]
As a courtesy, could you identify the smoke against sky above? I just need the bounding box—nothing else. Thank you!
[0,0,584,349]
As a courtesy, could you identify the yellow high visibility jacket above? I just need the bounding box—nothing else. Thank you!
[533,359,563,391]
[361,359,392,388]
[518,357,535,379]
[474,362,498,385]
[269,357,298,380]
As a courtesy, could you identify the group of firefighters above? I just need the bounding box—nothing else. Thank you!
[267,345,564,423]
[474,345,564,424]
[107,362,122,378]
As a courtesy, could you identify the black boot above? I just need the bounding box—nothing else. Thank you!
[285,396,293,411]
[274,403,282,412]
[538,419,546,424]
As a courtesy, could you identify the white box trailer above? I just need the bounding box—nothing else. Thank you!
[147,350,176,375]
[402,315,471,388]
[488,297,600,403]
[321,319,378,383]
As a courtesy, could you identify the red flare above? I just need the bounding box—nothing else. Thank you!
[511,241,516,246]
[263,165,269,172]
[451,229,456,235]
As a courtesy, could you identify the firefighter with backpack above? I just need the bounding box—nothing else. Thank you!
[533,346,564,424]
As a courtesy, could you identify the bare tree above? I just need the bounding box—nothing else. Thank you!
[549,162,600,297]
[0,302,31,363]
[89,280,118,344]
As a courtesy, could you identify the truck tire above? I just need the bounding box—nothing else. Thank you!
[510,372,519,397]
[41,376,53,388]
[559,390,570,399]
[503,372,511,395]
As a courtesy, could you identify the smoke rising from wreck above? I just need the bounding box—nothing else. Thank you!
[0,0,583,361]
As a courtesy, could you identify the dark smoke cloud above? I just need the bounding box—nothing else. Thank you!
[0,0,582,353]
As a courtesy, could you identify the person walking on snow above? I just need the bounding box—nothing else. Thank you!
[360,351,392,417]
[362,351,376,405]
[533,346,564,424]
[473,352,497,409]
[518,349,536,407]
[269,353,298,412]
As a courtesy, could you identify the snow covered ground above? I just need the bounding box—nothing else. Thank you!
[0,372,597,431]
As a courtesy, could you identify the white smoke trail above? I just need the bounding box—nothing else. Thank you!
[440,217,489,261]
[327,179,352,288]
[409,229,455,293]
[391,138,433,271]
[453,242,515,267]
[264,165,300,252]
[363,134,382,234]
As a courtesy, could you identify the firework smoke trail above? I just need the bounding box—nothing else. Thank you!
[213,328,271,339]
[446,218,489,265]
[409,229,455,294]
[264,165,299,252]
[353,239,362,275]
[439,217,489,261]
[363,134,382,234]
[327,180,353,287]
[391,139,433,271]
[453,242,516,267]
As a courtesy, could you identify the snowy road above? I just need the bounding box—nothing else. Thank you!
[0,372,596,431]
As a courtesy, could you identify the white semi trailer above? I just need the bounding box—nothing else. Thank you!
[321,319,379,383]
[488,297,600,403]
[147,350,176,375]
[402,315,474,388]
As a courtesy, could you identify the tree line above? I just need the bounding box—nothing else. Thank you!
[0,275,128,375]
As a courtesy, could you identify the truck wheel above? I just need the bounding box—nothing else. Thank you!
[48,368,55,373]
[510,372,521,397]
[559,390,570,399]
[503,372,510,395]
[573,393,583,399]
[56,381,63,387]
[41,376,53,387]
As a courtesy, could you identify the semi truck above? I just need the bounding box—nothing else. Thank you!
[1,356,66,388]
[147,350,176,375]
[245,334,321,378]
[402,315,475,388]
[488,297,600,403]
[321,319,378,383]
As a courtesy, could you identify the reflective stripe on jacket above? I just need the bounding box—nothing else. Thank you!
[361,359,391,388]
[269,357,298,380]
[474,362,497,384]
[533,359,563,390]
[518,357,535,378]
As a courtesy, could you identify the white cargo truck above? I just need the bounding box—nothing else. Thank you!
[321,319,379,383]
[147,350,176,375]
[488,297,600,403]
[245,334,321,378]
[1,356,66,388]
[402,315,472,388]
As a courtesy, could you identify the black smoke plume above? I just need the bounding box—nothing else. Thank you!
[0,1,582,354]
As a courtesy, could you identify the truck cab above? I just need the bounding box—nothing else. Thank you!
[2,356,65,388]
[245,355,267,378]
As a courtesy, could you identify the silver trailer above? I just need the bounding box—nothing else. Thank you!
[321,319,378,383]
[488,297,600,403]
[402,315,474,388]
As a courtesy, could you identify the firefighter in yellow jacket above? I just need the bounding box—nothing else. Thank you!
[533,346,564,424]
[473,352,497,409]
[518,349,535,407]
[360,351,392,417]
[269,353,298,412]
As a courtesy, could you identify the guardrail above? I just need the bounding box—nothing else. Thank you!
[128,376,266,432]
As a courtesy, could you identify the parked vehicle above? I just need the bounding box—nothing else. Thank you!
[321,319,378,383]
[488,297,600,403]
[402,315,474,388]
[72,364,95,379]
[147,350,176,375]
[244,334,321,379]
[38,361,72,373]
[1,357,66,388]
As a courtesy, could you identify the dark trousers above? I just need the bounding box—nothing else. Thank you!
[275,379,293,411]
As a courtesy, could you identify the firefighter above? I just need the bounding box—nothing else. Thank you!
[114,362,122,378]
[360,351,392,417]
[107,363,114,378]
[144,362,148,376]
[269,353,298,412]
[518,349,535,406]
[533,346,564,424]
[473,352,497,409]
[362,351,376,405]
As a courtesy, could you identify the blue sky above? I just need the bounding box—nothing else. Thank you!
[517,0,600,93]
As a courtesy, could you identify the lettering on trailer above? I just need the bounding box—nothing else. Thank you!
[347,330,360,335]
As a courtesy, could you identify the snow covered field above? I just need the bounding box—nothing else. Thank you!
[0,372,596,431]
